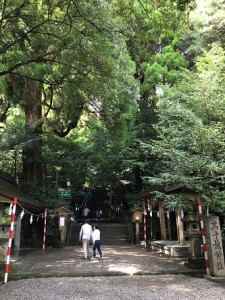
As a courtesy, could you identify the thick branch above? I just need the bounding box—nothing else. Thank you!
[54,120,78,137]
[0,20,48,55]
[0,49,58,77]
[43,86,54,117]
[0,98,10,122]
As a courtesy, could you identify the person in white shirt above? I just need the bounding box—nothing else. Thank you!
[79,220,92,259]
[83,207,90,217]
[92,225,102,258]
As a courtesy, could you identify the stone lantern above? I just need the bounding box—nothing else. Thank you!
[132,209,143,244]
[54,206,72,245]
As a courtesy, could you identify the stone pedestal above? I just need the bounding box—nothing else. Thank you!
[59,216,66,244]
[176,208,184,244]
[151,240,191,257]
[187,237,204,269]
[191,237,202,258]
[135,222,140,244]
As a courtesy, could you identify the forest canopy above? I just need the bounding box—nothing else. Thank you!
[1,0,225,212]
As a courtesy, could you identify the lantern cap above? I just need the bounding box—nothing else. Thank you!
[131,208,143,223]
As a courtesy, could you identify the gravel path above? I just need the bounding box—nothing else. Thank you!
[8,245,200,279]
[0,275,225,300]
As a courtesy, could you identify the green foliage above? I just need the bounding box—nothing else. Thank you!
[0,0,139,195]
[1,0,225,216]
[190,0,225,42]
[146,45,225,210]
[113,0,189,144]
[142,45,187,92]
[0,106,25,149]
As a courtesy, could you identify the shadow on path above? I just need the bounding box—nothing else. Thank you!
[2,245,203,281]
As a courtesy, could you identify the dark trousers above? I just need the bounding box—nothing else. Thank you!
[93,240,102,257]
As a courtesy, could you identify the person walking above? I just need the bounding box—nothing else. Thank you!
[92,225,102,259]
[83,207,90,218]
[79,220,92,259]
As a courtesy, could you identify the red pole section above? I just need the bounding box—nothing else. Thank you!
[4,197,17,284]
[197,198,210,275]
[42,208,47,251]
[143,199,147,248]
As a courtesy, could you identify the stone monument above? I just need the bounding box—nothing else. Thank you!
[207,216,225,276]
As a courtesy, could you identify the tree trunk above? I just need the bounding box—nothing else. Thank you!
[159,202,167,240]
[166,211,172,241]
[22,79,43,189]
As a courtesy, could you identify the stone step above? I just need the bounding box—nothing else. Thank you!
[69,223,129,245]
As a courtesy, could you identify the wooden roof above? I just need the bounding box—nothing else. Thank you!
[54,206,72,215]
[0,177,44,212]
[0,177,21,203]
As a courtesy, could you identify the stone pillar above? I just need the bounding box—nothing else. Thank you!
[132,209,143,244]
[159,202,167,240]
[59,216,66,244]
[135,222,140,244]
[176,208,184,244]
[206,216,225,276]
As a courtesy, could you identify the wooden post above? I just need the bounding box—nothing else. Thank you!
[14,215,22,255]
[4,197,17,283]
[166,211,172,240]
[176,208,184,244]
[42,209,47,251]
[143,200,147,248]
[159,202,167,240]
[147,200,153,244]
[197,198,210,275]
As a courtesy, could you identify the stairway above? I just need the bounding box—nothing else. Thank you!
[98,223,129,245]
[68,222,129,245]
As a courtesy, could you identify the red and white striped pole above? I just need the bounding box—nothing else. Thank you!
[143,199,147,248]
[197,198,210,275]
[4,197,18,283]
[42,208,47,251]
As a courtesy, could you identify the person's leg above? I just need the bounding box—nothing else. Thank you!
[82,239,88,259]
[93,242,96,258]
[96,240,102,257]
[87,239,90,259]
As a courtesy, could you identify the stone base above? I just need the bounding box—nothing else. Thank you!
[186,257,204,269]
[151,240,191,257]
[0,245,6,262]
[204,274,225,281]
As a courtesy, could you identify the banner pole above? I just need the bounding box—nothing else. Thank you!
[42,209,48,251]
[4,197,17,283]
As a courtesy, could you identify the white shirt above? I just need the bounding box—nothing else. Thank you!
[79,223,92,240]
[92,229,101,243]
[83,208,90,217]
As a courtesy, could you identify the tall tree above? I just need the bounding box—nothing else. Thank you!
[0,0,139,194]
[113,0,188,140]
[147,45,225,211]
